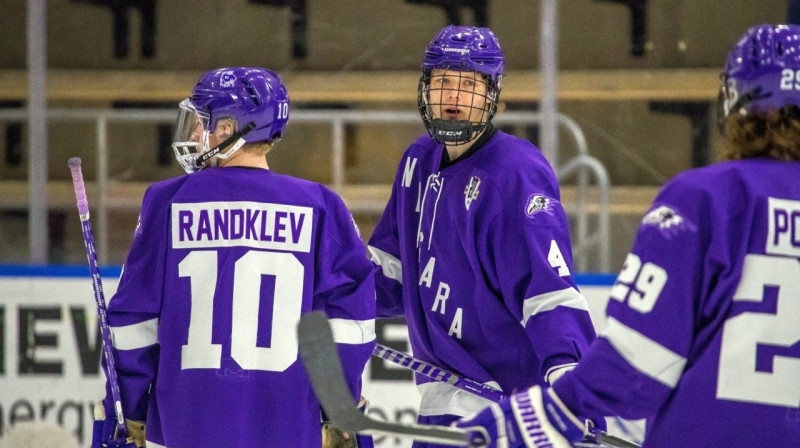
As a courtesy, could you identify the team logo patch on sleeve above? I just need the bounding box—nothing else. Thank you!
[641,204,697,238]
[464,176,481,210]
[525,194,557,218]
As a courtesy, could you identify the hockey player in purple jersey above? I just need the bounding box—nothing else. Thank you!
[93,67,376,448]
[456,24,800,448]
[367,25,596,447]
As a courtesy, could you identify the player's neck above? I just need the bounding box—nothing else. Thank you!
[218,151,269,170]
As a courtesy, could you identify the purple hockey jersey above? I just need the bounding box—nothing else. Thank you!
[103,167,376,448]
[554,158,800,447]
[369,130,596,417]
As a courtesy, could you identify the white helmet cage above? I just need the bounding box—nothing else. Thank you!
[418,68,501,145]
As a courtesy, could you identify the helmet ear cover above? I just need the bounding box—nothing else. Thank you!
[195,121,256,166]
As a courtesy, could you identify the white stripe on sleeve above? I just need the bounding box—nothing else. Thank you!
[368,245,403,284]
[545,362,578,384]
[329,318,376,344]
[110,318,159,350]
[601,317,687,388]
[520,287,589,327]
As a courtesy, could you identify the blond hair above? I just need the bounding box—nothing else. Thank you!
[721,108,800,161]
[241,141,273,157]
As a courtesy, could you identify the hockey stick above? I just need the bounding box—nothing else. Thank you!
[373,343,506,403]
[298,311,484,447]
[373,343,641,448]
[68,157,129,441]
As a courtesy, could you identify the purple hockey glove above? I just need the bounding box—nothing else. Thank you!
[455,386,586,448]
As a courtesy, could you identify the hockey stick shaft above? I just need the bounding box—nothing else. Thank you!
[68,157,128,439]
[373,343,506,403]
[373,343,641,448]
[298,312,482,447]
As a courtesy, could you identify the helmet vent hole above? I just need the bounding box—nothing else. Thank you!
[471,57,496,64]
[240,79,260,106]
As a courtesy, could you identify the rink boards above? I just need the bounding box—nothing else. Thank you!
[0,267,618,446]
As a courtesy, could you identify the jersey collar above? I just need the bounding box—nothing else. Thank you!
[439,123,498,170]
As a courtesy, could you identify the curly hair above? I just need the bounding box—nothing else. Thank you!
[721,106,800,161]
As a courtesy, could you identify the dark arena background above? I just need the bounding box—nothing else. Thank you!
[0,1,792,447]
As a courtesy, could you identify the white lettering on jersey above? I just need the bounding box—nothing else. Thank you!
[767,197,800,258]
[610,253,667,313]
[432,282,450,314]
[172,201,312,253]
[547,240,571,276]
[416,181,422,213]
[448,307,463,339]
[180,250,304,371]
[402,157,418,188]
[718,254,800,406]
[419,257,436,288]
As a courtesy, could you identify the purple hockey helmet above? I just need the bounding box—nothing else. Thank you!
[422,25,504,86]
[172,67,290,173]
[418,25,505,145]
[718,24,800,129]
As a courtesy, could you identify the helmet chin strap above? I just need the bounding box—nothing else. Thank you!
[718,86,772,132]
[195,121,256,169]
[726,86,771,118]
[431,118,484,144]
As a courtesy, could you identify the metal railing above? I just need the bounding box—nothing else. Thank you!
[0,108,610,271]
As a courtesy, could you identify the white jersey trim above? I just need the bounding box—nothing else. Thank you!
[329,318,376,344]
[110,318,158,350]
[544,362,578,385]
[601,317,686,388]
[417,380,499,417]
[146,441,166,448]
[520,287,589,327]
[368,245,403,284]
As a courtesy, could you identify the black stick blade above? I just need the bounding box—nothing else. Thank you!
[298,311,365,430]
[297,311,474,446]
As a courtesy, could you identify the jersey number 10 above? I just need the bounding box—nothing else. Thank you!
[178,250,303,372]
